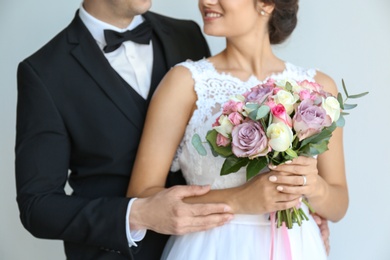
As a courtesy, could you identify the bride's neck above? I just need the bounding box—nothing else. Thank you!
[218,39,284,80]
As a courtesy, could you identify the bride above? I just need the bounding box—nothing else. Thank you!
[127,0,347,259]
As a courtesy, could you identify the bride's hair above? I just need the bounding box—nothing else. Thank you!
[262,0,299,44]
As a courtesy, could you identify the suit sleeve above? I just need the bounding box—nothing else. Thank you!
[15,61,133,257]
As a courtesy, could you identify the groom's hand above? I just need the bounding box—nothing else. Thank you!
[312,213,331,255]
[129,185,233,235]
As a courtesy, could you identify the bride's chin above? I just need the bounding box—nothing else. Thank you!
[203,28,225,37]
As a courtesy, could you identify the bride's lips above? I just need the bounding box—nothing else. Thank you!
[203,9,222,22]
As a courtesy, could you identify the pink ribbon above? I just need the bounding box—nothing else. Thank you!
[270,212,292,260]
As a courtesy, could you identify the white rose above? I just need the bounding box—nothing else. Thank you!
[267,122,293,152]
[214,115,233,137]
[322,96,341,122]
[274,90,298,115]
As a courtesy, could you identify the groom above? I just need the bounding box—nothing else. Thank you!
[15,1,231,259]
[15,0,330,259]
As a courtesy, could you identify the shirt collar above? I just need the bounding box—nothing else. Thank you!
[79,4,145,48]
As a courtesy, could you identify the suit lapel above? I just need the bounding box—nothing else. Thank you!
[143,12,184,69]
[67,14,144,131]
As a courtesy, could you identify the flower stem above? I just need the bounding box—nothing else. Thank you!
[302,198,315,213]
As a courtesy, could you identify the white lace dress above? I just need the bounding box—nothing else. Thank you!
[163,59,327,260]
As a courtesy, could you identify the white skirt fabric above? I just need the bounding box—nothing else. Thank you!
[161,205,327,260]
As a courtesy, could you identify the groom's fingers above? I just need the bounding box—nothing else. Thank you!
[163,203,233,235]
[181,213,234,234]
[173,184,212,198]
[187,203,232,216]
[168,185,233,214]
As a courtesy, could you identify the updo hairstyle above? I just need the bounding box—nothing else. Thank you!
[262,0,299,44]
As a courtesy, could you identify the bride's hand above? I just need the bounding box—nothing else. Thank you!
[268,156,320,199]
[233,171,302,215]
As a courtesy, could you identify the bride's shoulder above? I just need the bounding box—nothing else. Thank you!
[173,58,214,80]
[314,70,338,96]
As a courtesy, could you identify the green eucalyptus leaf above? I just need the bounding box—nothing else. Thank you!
[336,114,345,127]
[337,93,344,110]
[256,105,271,120]
[341,112,350,116]
[348,92,369,99]
[191,134,207,156]
[246,157,268,180]
[342,79,349,97]
[249,109,259,121]
[285,81,293,91]
[343,103,357,110]
[221,156,249,176]
[206,130,233,157]
[246,103,260,111]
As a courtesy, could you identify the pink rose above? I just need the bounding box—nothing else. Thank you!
[299,89,311,101]
[271,104,292,127]
[293,99,332,141]
[222,100,244,115]
[216,133,231,147]
[228,112,243,125]
[231,121,269,159]
[299,80,323,92]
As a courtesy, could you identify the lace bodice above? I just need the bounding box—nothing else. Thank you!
[171,59,317,189]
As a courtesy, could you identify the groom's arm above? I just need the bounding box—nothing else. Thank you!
[15,60,134,257]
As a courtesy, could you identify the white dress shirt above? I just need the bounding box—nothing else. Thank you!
[79,5,153,99]
[79,5,148,247]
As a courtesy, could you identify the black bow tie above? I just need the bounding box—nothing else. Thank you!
[103,21,152,53]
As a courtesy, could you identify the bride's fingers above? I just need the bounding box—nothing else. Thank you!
[269,165,317,177]
[275,185,307,195]
[269,157,317,175]
[269,174,309,186]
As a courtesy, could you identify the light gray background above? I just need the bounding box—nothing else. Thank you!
[1,0,389,259]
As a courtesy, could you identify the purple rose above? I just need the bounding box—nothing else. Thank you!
[293,99,332,141]
[244,85,273,104]
[231,120,269,159]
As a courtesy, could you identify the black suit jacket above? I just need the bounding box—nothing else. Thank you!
[15,11,210,260]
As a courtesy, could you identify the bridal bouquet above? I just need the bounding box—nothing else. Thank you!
[193,78,367,229]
